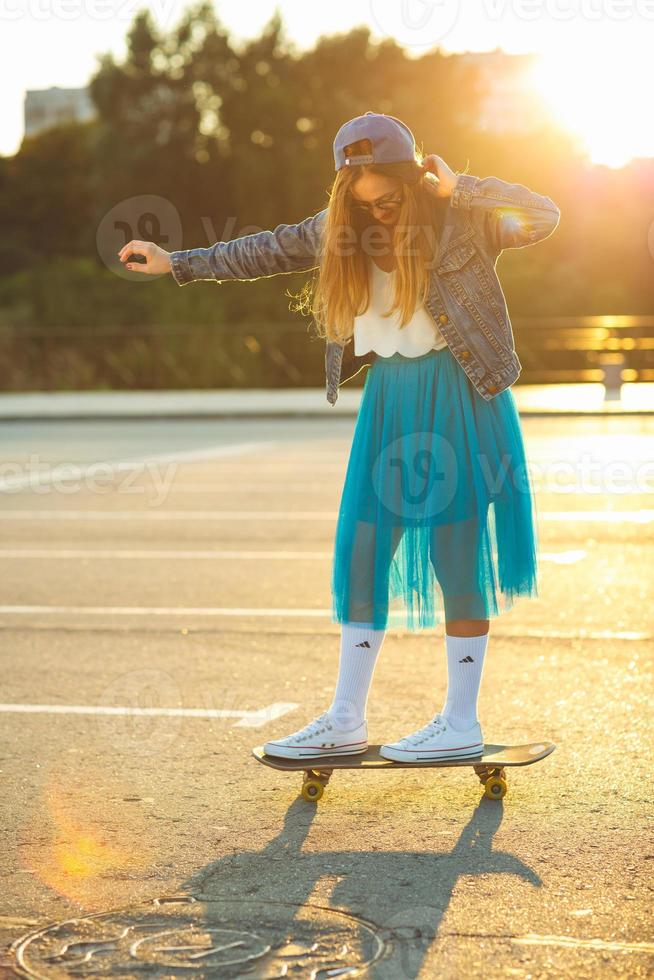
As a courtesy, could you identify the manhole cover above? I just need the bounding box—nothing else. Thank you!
[11,895,387,978]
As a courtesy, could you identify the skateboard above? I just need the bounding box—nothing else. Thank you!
[252,741,555,803]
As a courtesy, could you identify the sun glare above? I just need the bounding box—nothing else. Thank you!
[528,51,652,169]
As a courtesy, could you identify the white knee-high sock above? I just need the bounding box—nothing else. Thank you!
[327,622,386,730]
[440,632,489,731]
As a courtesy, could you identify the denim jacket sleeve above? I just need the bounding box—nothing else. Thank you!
[450,173,560,257]
[169,208,327,286]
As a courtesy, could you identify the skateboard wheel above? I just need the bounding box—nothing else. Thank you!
[484,776,507,800]
[301,779,325,802]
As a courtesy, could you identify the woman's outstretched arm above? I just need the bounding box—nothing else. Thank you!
[118,208,327,284]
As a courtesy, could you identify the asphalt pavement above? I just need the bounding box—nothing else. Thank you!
[0,411,652,978]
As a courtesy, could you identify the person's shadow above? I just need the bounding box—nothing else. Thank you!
[177,790,542,978]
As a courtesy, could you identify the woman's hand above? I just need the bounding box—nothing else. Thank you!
[117,240,172,275]
[421,154,460,198]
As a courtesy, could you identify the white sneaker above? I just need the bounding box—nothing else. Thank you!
[379,713,483,763]
[262,711,368,760]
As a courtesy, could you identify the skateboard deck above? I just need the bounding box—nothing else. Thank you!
[252,741,555,802]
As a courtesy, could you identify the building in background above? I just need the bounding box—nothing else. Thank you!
[24,86,96,139]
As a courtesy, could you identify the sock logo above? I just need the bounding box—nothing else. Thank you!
[356,640,371,648]
[459,655,474,663]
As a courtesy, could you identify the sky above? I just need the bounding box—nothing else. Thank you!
[2,0,654,166]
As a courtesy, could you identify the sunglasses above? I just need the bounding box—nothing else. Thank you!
[350,190,404,214]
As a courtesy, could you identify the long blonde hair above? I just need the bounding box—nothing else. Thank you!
[291,141,448,345]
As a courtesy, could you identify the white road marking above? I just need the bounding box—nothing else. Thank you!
[109,482,338,492]
[0,548,587,562]
[0,548,334,559]
[0,701,298,729]
[0,606,649,640]
[0,510,335,520]
[0,440,279,493]
[0,605,330,616]
[539,510,654,523]
[0,510,651,522]
[511,934,654,954]
[538,550,587,563]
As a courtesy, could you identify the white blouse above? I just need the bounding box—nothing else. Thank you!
[353,259,448,357]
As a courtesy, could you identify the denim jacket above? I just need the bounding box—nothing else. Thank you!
[170,173,560,404]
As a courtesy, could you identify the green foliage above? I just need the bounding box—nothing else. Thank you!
[1,5,652,389]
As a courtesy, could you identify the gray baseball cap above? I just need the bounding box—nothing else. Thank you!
[333,111,417,171]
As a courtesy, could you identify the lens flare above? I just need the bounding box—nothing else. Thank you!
[19,771,155,908]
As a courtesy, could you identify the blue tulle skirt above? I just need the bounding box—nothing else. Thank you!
[330,346,539,631]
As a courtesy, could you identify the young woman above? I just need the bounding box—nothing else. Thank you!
[118,111,560,764]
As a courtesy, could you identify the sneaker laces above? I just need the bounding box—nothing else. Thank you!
[403,712,448,746]
[287,711,333,743]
